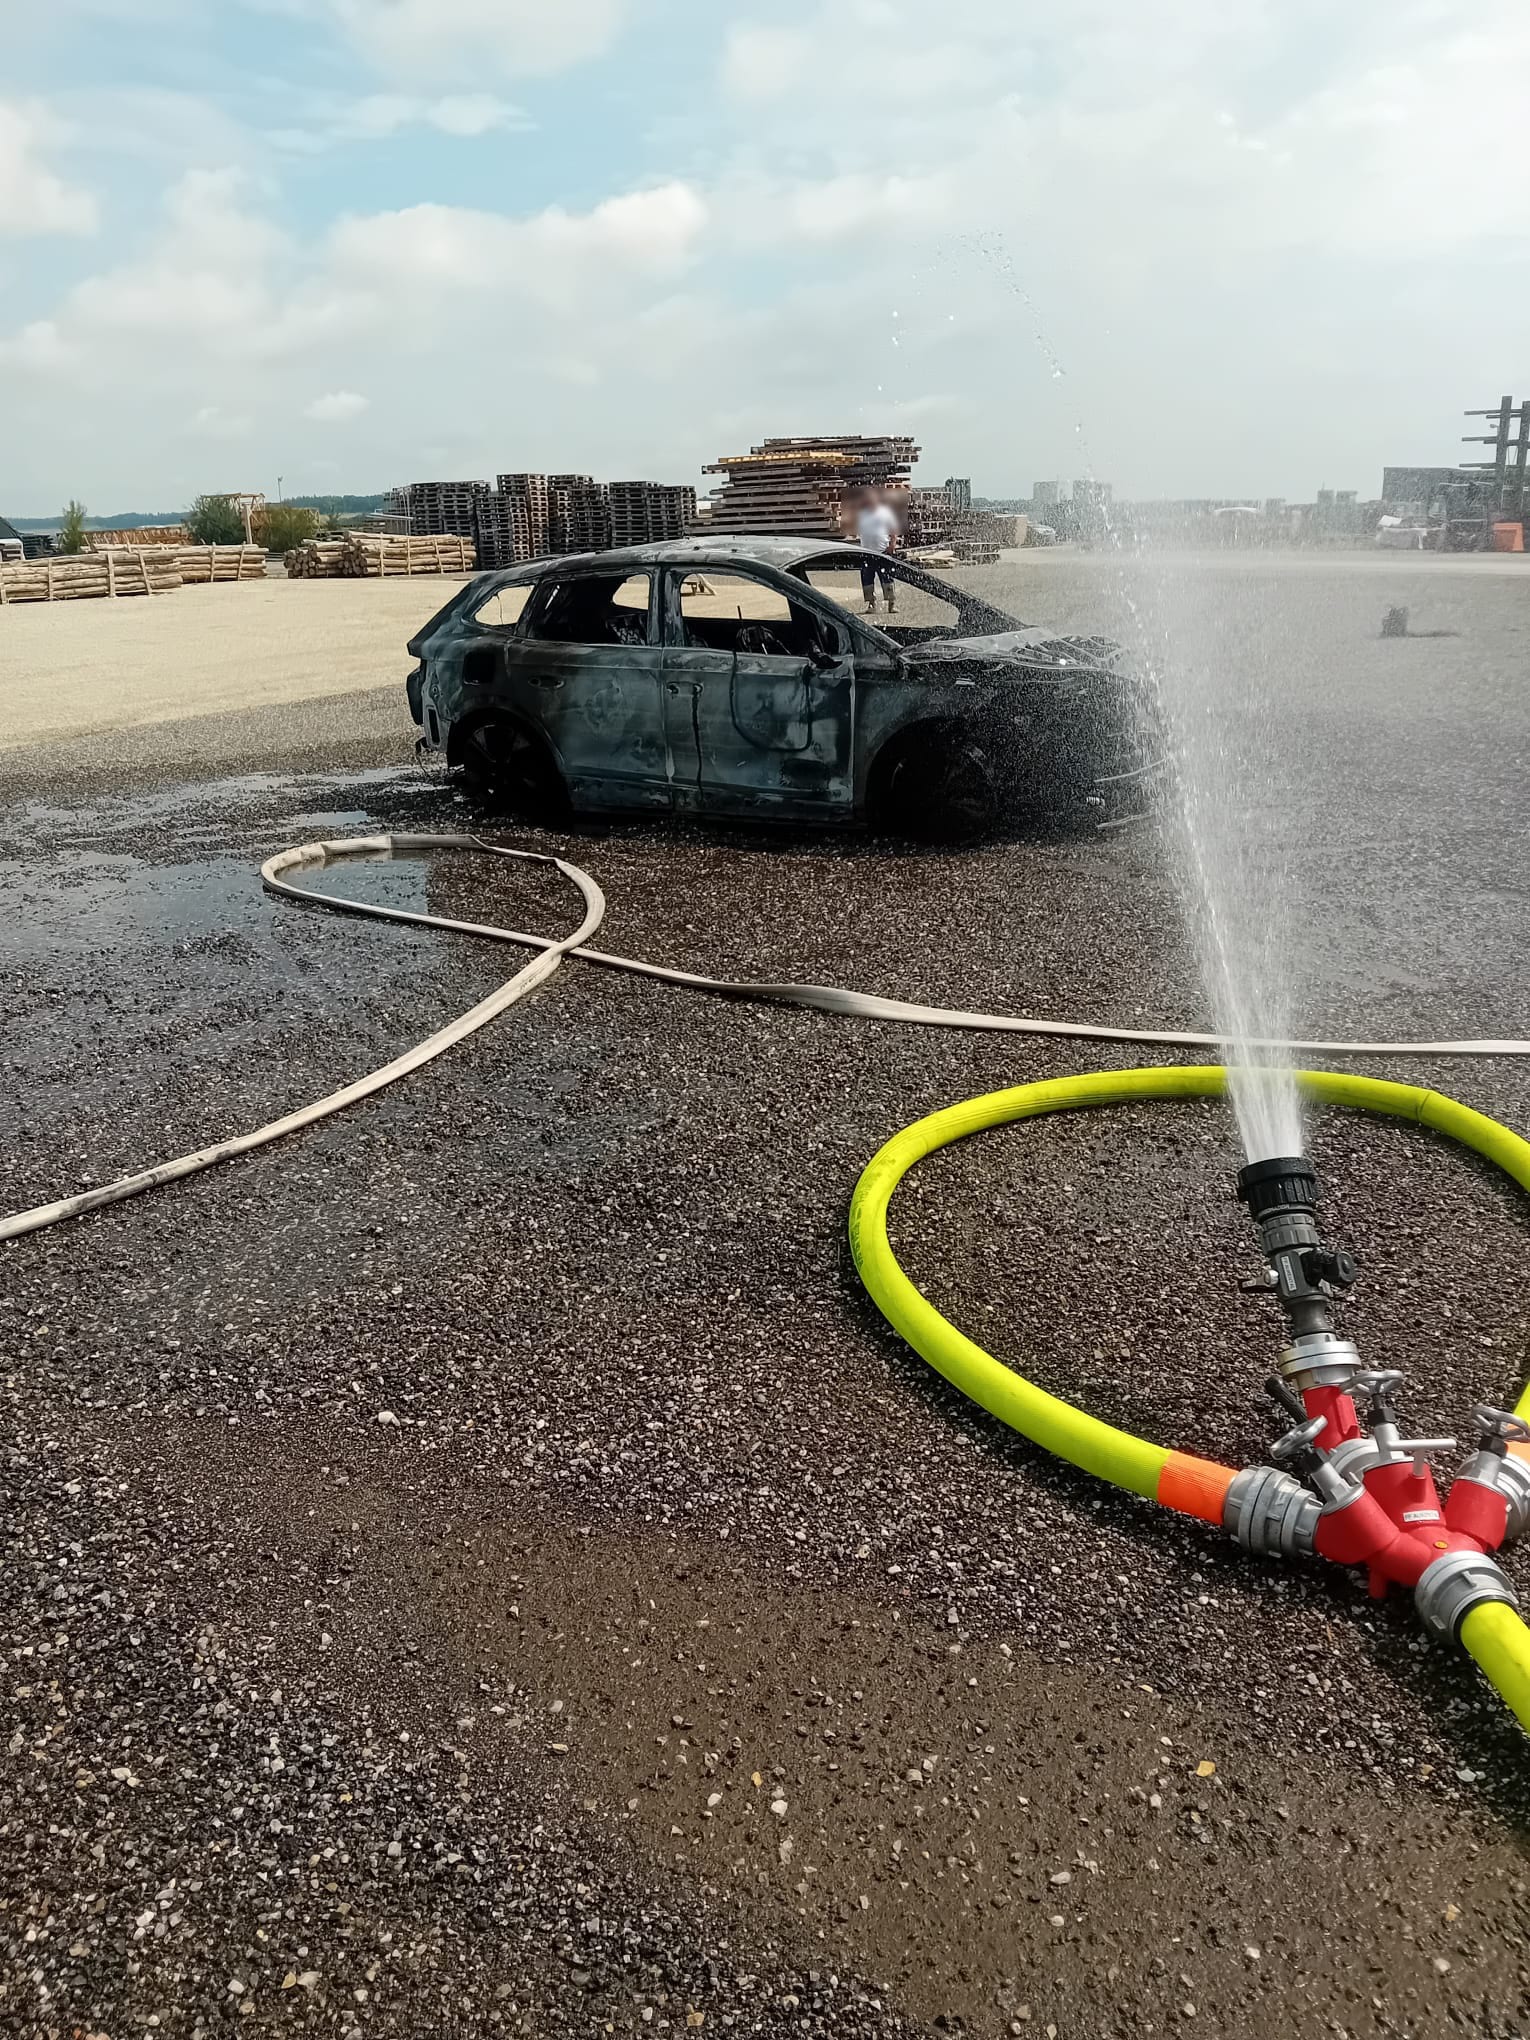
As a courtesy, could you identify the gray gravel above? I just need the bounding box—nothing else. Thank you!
[2,552,1529,2036]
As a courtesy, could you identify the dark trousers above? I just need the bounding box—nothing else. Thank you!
[860,555,895,601]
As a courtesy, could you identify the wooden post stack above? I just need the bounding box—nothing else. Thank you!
[0,550,183,605]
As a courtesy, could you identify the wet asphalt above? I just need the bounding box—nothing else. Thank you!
[1,552,1528,2037]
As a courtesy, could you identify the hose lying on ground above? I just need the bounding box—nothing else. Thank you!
[5,829,1530,1247]
[848,1065,1530,1733]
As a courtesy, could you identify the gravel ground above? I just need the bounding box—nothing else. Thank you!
[2,552,1528,2037]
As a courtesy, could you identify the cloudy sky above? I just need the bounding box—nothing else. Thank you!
[3,0,1525,515]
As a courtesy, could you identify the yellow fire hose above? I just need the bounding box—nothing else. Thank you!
[849,1065,1530,1732]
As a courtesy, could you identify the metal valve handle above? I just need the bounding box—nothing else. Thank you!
[1270,1414,1329,1465]
[1352,1368,1404,1400]
[1472,1404,1530,1450]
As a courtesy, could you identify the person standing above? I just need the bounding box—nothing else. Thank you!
[855,489,899,613]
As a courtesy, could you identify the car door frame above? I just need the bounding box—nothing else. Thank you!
[495,564,675,812]
[658,560,858,822]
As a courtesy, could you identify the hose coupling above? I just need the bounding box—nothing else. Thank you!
[1278,1332,1362,1392]
[1456,1438,1530,1545]
[1223,1463,1320,1559]
[1414,1550,1521,1642]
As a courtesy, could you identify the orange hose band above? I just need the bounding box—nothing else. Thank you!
[1157,1451,1238,1525]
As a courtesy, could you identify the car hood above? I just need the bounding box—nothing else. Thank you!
[898,627,1125,673]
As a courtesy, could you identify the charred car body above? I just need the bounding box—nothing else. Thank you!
[406,536,1153,836]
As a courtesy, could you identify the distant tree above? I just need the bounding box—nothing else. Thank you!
[58,500,88,554]
[263,503,320,553]
[185,494,247,545]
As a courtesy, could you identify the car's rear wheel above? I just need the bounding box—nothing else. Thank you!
[457,718,568,819]
[872,728,999,842]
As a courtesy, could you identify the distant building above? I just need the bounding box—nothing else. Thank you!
[1381,464,1471,507]
[943,476,973,513]
[1032,480,1062,507]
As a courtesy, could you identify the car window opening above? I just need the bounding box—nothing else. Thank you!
[676,570,830,661]
[528,573,650,647]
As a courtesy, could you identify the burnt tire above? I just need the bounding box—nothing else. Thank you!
[457,719,568,820]
[873,729,1000,842]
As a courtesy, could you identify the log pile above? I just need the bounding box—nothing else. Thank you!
[175,545,267,583]
[704,435,919,537]
[349,532,476,576]
[284,539,350,579]
[284,534,477,579]
[0,550,183,605]
[87,526,190,549]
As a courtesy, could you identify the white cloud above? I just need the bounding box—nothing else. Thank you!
[272,90,529,149]
[329,181,708,304]
[0,100,98,236]
[188,405,253,440]
[305,389,370,421]
[330,0,627,80]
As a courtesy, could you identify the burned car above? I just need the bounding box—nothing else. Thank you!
[406,536,1153,836]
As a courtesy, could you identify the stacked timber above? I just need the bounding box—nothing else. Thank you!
[704,435,919,536]
[176,545,266,583]
[0,550,182,604]
[347,532,475,576]
[284,539,351,579]
[284,534,476,579]
[87,525,190,549]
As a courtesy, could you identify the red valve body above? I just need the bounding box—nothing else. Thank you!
[1304,1392,1503,1596]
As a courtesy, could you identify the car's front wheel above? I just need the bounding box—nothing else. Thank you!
[872,728,999,842]
[456,718,568,820]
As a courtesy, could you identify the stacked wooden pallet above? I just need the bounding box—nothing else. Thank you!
[498,474,550,561]
[608,481,697,548]
[549,475,610,553]
[284,534,476,579]
[87,526,190,549]
[394,479,489,542]
[175,545,266,583]
[704,435,920,535]
[0,550,182,604]
[906,488,954,547]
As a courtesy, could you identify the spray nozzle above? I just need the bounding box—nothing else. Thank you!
[1236,1155,1318,1226]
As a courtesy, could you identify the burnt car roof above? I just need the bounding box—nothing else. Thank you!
[505,535,865,576]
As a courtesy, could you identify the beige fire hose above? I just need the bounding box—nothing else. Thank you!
[4,829,1530,1245]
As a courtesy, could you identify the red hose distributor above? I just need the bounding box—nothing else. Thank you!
[1224,1155,1524,1645]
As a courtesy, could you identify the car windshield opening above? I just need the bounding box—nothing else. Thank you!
[528,572,650,646]
[793,555,1009,646]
